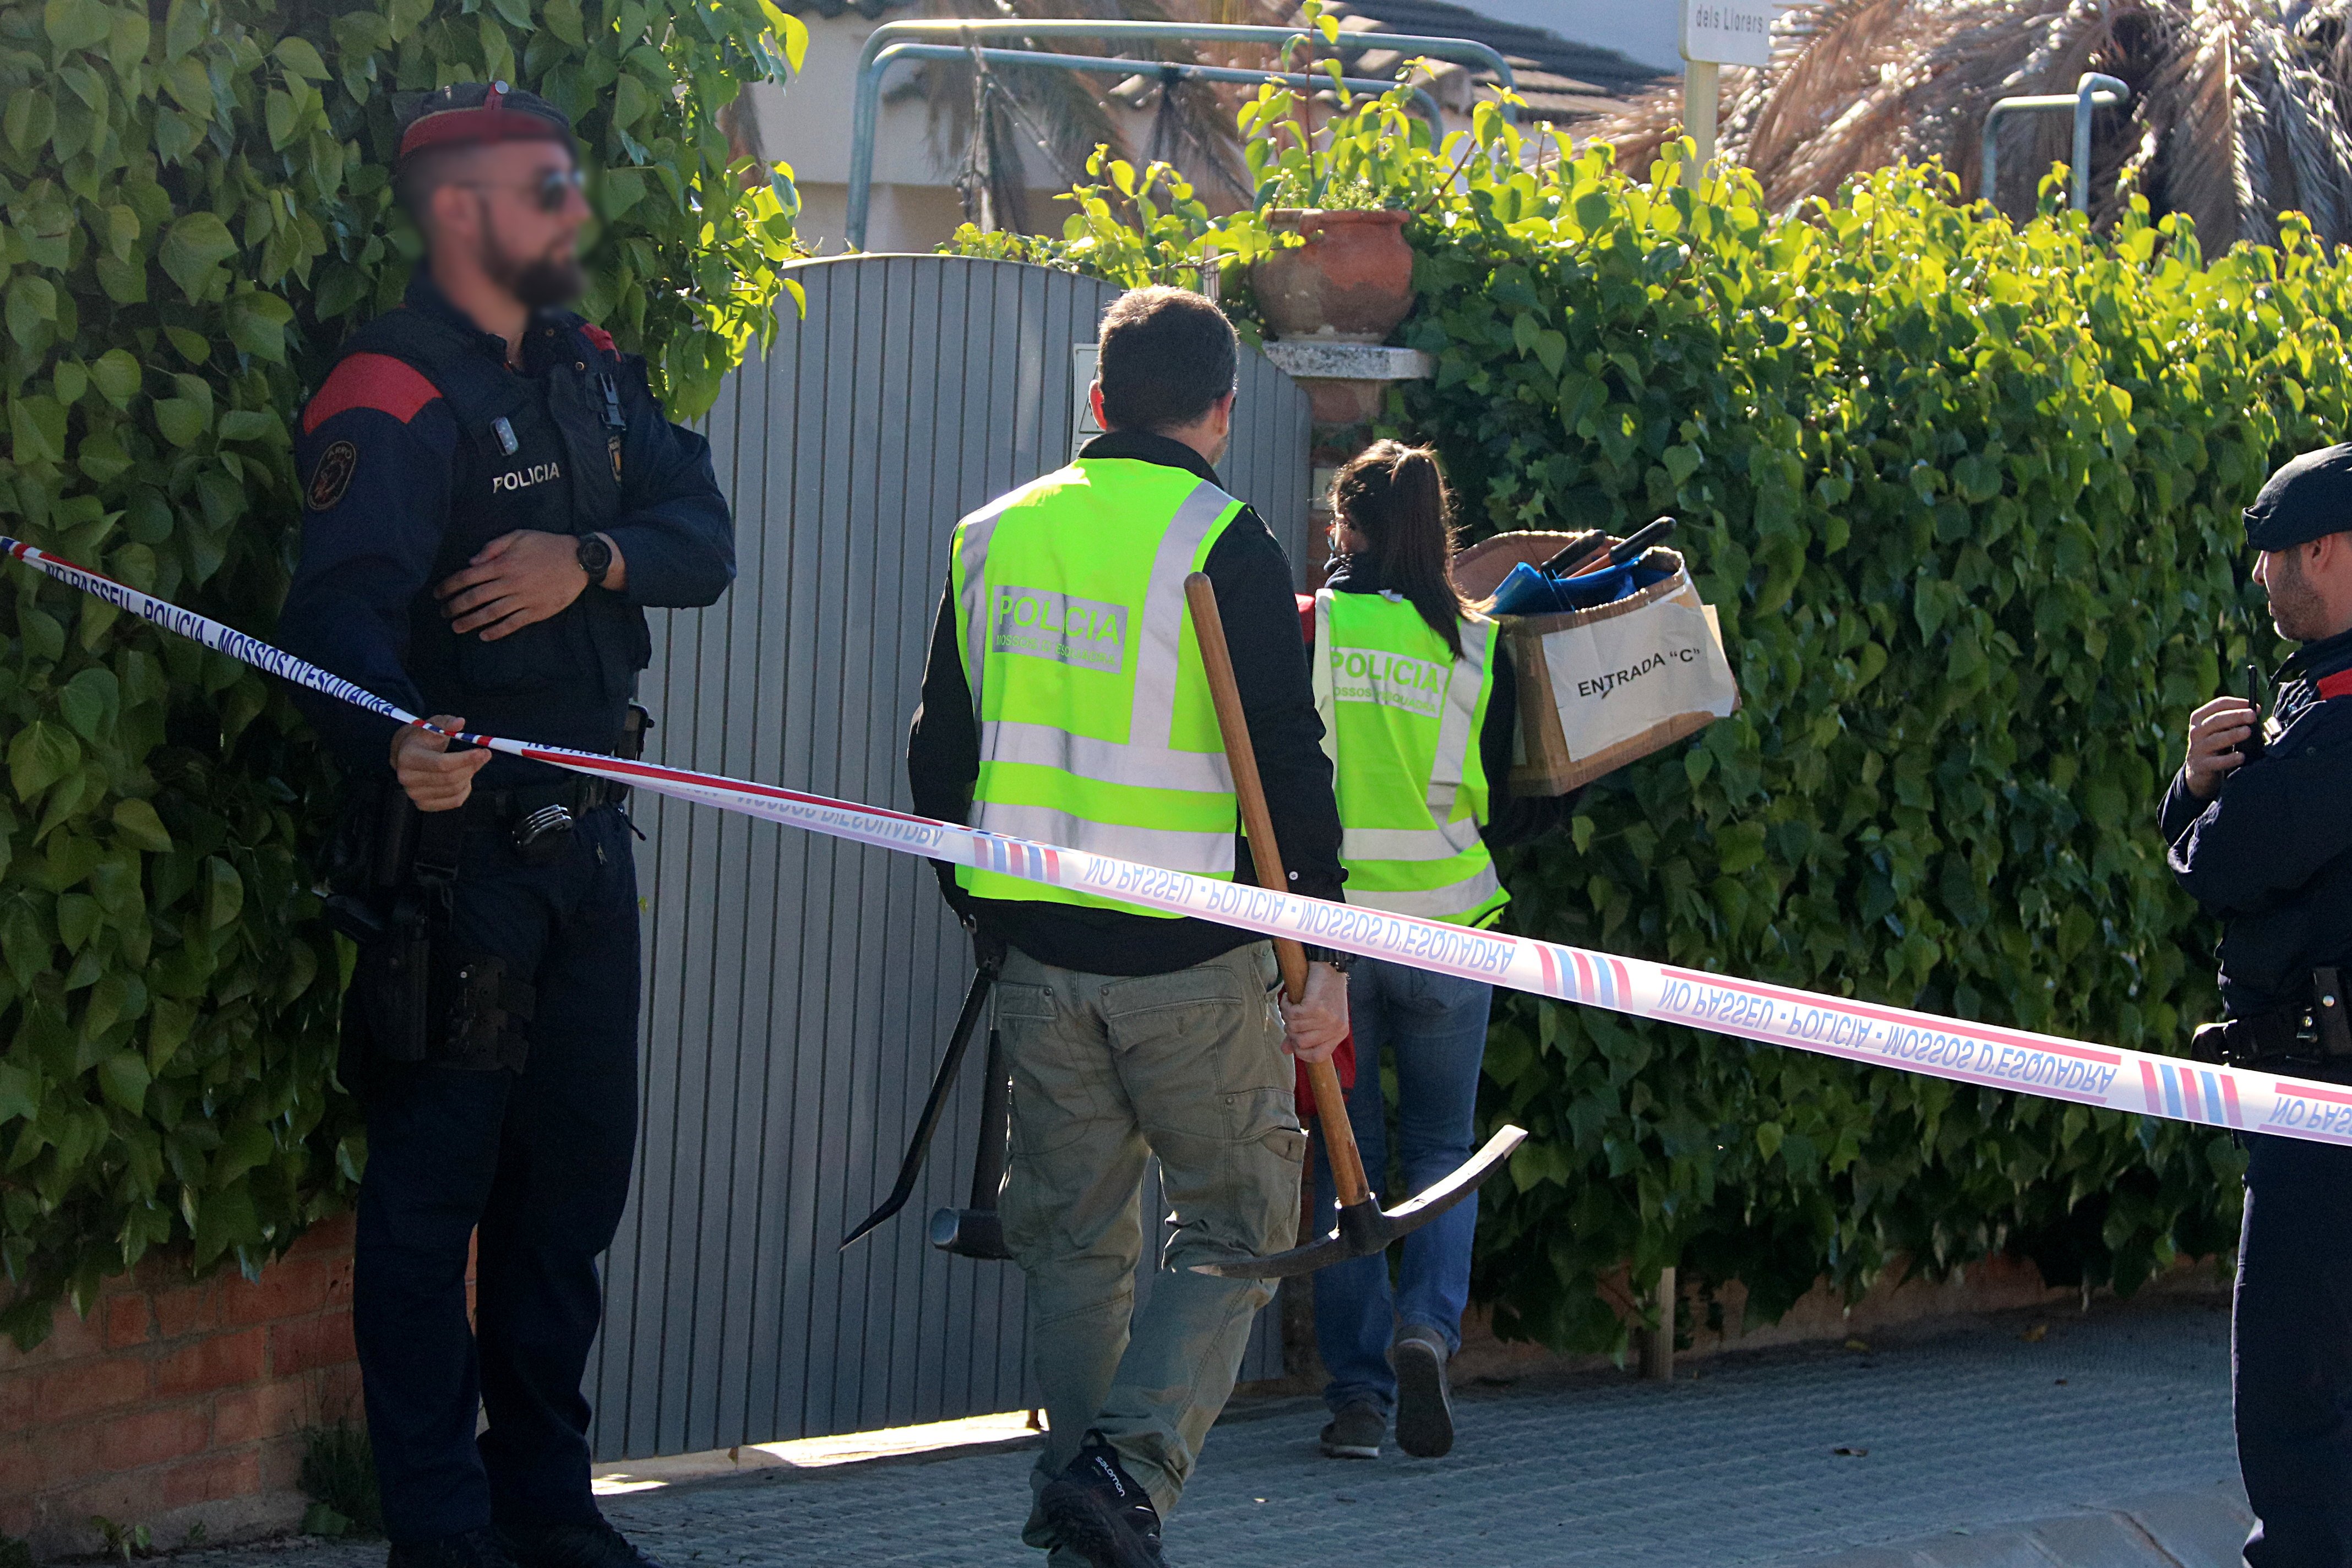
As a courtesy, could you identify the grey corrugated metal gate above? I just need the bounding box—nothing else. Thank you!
[588,255,1315,1461]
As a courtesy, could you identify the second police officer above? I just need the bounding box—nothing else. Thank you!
[279,84,734,1568]
[2165,443,2352,1568]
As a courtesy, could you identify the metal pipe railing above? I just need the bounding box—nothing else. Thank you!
[847,19,1518,250]
[1980,72,2131,216]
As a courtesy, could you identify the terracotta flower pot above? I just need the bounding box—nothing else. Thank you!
[1250,208,1415,344]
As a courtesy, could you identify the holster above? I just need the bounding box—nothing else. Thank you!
[2190,966,2352,1068]
[330,785,536,1080]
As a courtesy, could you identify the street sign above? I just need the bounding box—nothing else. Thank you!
[1681,0,1777,68]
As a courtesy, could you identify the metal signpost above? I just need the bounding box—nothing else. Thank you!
[1679,0,1777,166]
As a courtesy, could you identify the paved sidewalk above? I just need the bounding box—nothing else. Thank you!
[184,1296,2248,1568]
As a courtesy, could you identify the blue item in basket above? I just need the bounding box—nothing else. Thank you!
[1488,559,1673,617]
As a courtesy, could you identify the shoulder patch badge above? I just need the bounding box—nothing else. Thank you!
[307,440,359,511]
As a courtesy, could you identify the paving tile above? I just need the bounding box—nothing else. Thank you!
[172,1297,2250,1568]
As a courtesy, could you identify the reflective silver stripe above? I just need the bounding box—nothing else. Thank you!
[1130,481,1243,749]
[1311,589,1339,767]
[1346,860,1504,919]
[1427,617,1492,815]
[1342,816,1485,863]
[956,483,1037,720]
[972,801,1237,875]
[979,719,1230,794]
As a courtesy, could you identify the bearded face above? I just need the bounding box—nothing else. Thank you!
[2262,545,2330,642]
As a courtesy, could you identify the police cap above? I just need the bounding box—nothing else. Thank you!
[395,81,575,165]
[2245,442,2352,551]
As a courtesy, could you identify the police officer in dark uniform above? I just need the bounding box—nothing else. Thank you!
[2164,442,2352,1568]
[278,83,734,1568]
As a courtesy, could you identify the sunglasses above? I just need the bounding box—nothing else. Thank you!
[458,167,586,213]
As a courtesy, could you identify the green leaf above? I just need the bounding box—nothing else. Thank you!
[90,349,141,405]
[97,1052,151,1115]
[42,0,111,53]
[225,291,293,362]
[157,212,238,302]
[111,798,172,853]
[6,275,57,347]
[273,35,329,78]
[203,856,243,931]
[57,668,117,742]
[9,721,79,801]
[0,903,51,991]
[153,398,207,448]
[490,0,532,29]
[11,395,68,465]
[0,1063,37,1125]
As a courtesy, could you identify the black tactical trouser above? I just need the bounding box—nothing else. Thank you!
[2237,1130,2352,1567]
[351,805,640,1543]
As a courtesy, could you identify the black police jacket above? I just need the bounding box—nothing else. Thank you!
[2163,625,2352,1017]
[280,276,733,787]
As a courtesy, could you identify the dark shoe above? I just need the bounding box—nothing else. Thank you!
[1039,1432,1164,1567]
[503,1521,663,1568]
[386,1529,519,1568]
[1392,1324,1455,1458]
[1318,1401,1385,1460]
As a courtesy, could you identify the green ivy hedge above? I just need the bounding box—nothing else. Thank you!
[951,93,2346,1352]
[0,0,803,1347]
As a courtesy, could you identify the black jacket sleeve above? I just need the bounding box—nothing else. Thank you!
[604,356,734,609]
[1205,510,1345,901]
[277,395,460,778]
[1478,647,1575,847]
[2168,710,2352,914]
[907,580,978,918]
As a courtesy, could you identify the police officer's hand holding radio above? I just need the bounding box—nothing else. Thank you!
[278,83,734,1568]
[2162,443,2352,1568]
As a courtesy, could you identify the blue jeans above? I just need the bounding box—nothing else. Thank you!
[2236,1131,2352,1568]
[1310,958,1493,1417]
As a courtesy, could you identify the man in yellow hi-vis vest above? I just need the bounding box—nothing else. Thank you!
[911,286,1350,1568]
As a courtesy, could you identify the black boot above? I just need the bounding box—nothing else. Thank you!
[386,1528,520,1568]
[1039,1433,1165,1567]
[503,1520,664,1568]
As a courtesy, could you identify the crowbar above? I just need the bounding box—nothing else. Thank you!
[926,1023,1013,1260]
[1180,573,1527,1280]
[839,944,1004,1252]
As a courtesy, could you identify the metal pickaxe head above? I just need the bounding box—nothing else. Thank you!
[1190,1124,1528,1280]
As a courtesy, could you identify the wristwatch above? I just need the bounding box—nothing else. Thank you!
[575,532,613,588]
[1303,944,1354,973]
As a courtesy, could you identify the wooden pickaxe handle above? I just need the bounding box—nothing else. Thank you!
[1183,573,1373,1211]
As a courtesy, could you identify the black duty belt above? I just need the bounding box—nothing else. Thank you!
[2192,965,2352,1069]
[469,774,627,821]
[462,774,627,864]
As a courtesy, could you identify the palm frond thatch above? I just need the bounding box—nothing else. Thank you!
[1587,0,2352,250]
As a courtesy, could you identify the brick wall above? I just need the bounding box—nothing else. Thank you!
[0,1215,361,1559]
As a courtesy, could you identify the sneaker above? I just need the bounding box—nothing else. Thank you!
[1038,1432,1165,1567]
[1392,1324,1456,1458]
[504,1521,663,1568]
[1318,1401,1385,1460]
[386,1529,519,1568]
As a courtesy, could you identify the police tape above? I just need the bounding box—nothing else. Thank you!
[13,533,2352,1150]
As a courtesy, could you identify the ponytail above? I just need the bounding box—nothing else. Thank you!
[1329,440,1468,658]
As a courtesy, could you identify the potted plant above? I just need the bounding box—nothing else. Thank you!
[1224,81,1423,342]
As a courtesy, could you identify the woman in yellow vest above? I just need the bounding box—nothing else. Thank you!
[1308,441,1564,1463]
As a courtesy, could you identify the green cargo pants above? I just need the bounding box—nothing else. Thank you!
[997,939,1306,1548]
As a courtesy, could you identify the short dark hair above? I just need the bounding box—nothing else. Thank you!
[1096,287,1236,433]
[396,143,478,223]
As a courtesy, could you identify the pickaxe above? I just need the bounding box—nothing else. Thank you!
[1181,573,1527,1281]
[840,944,1011,1259]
